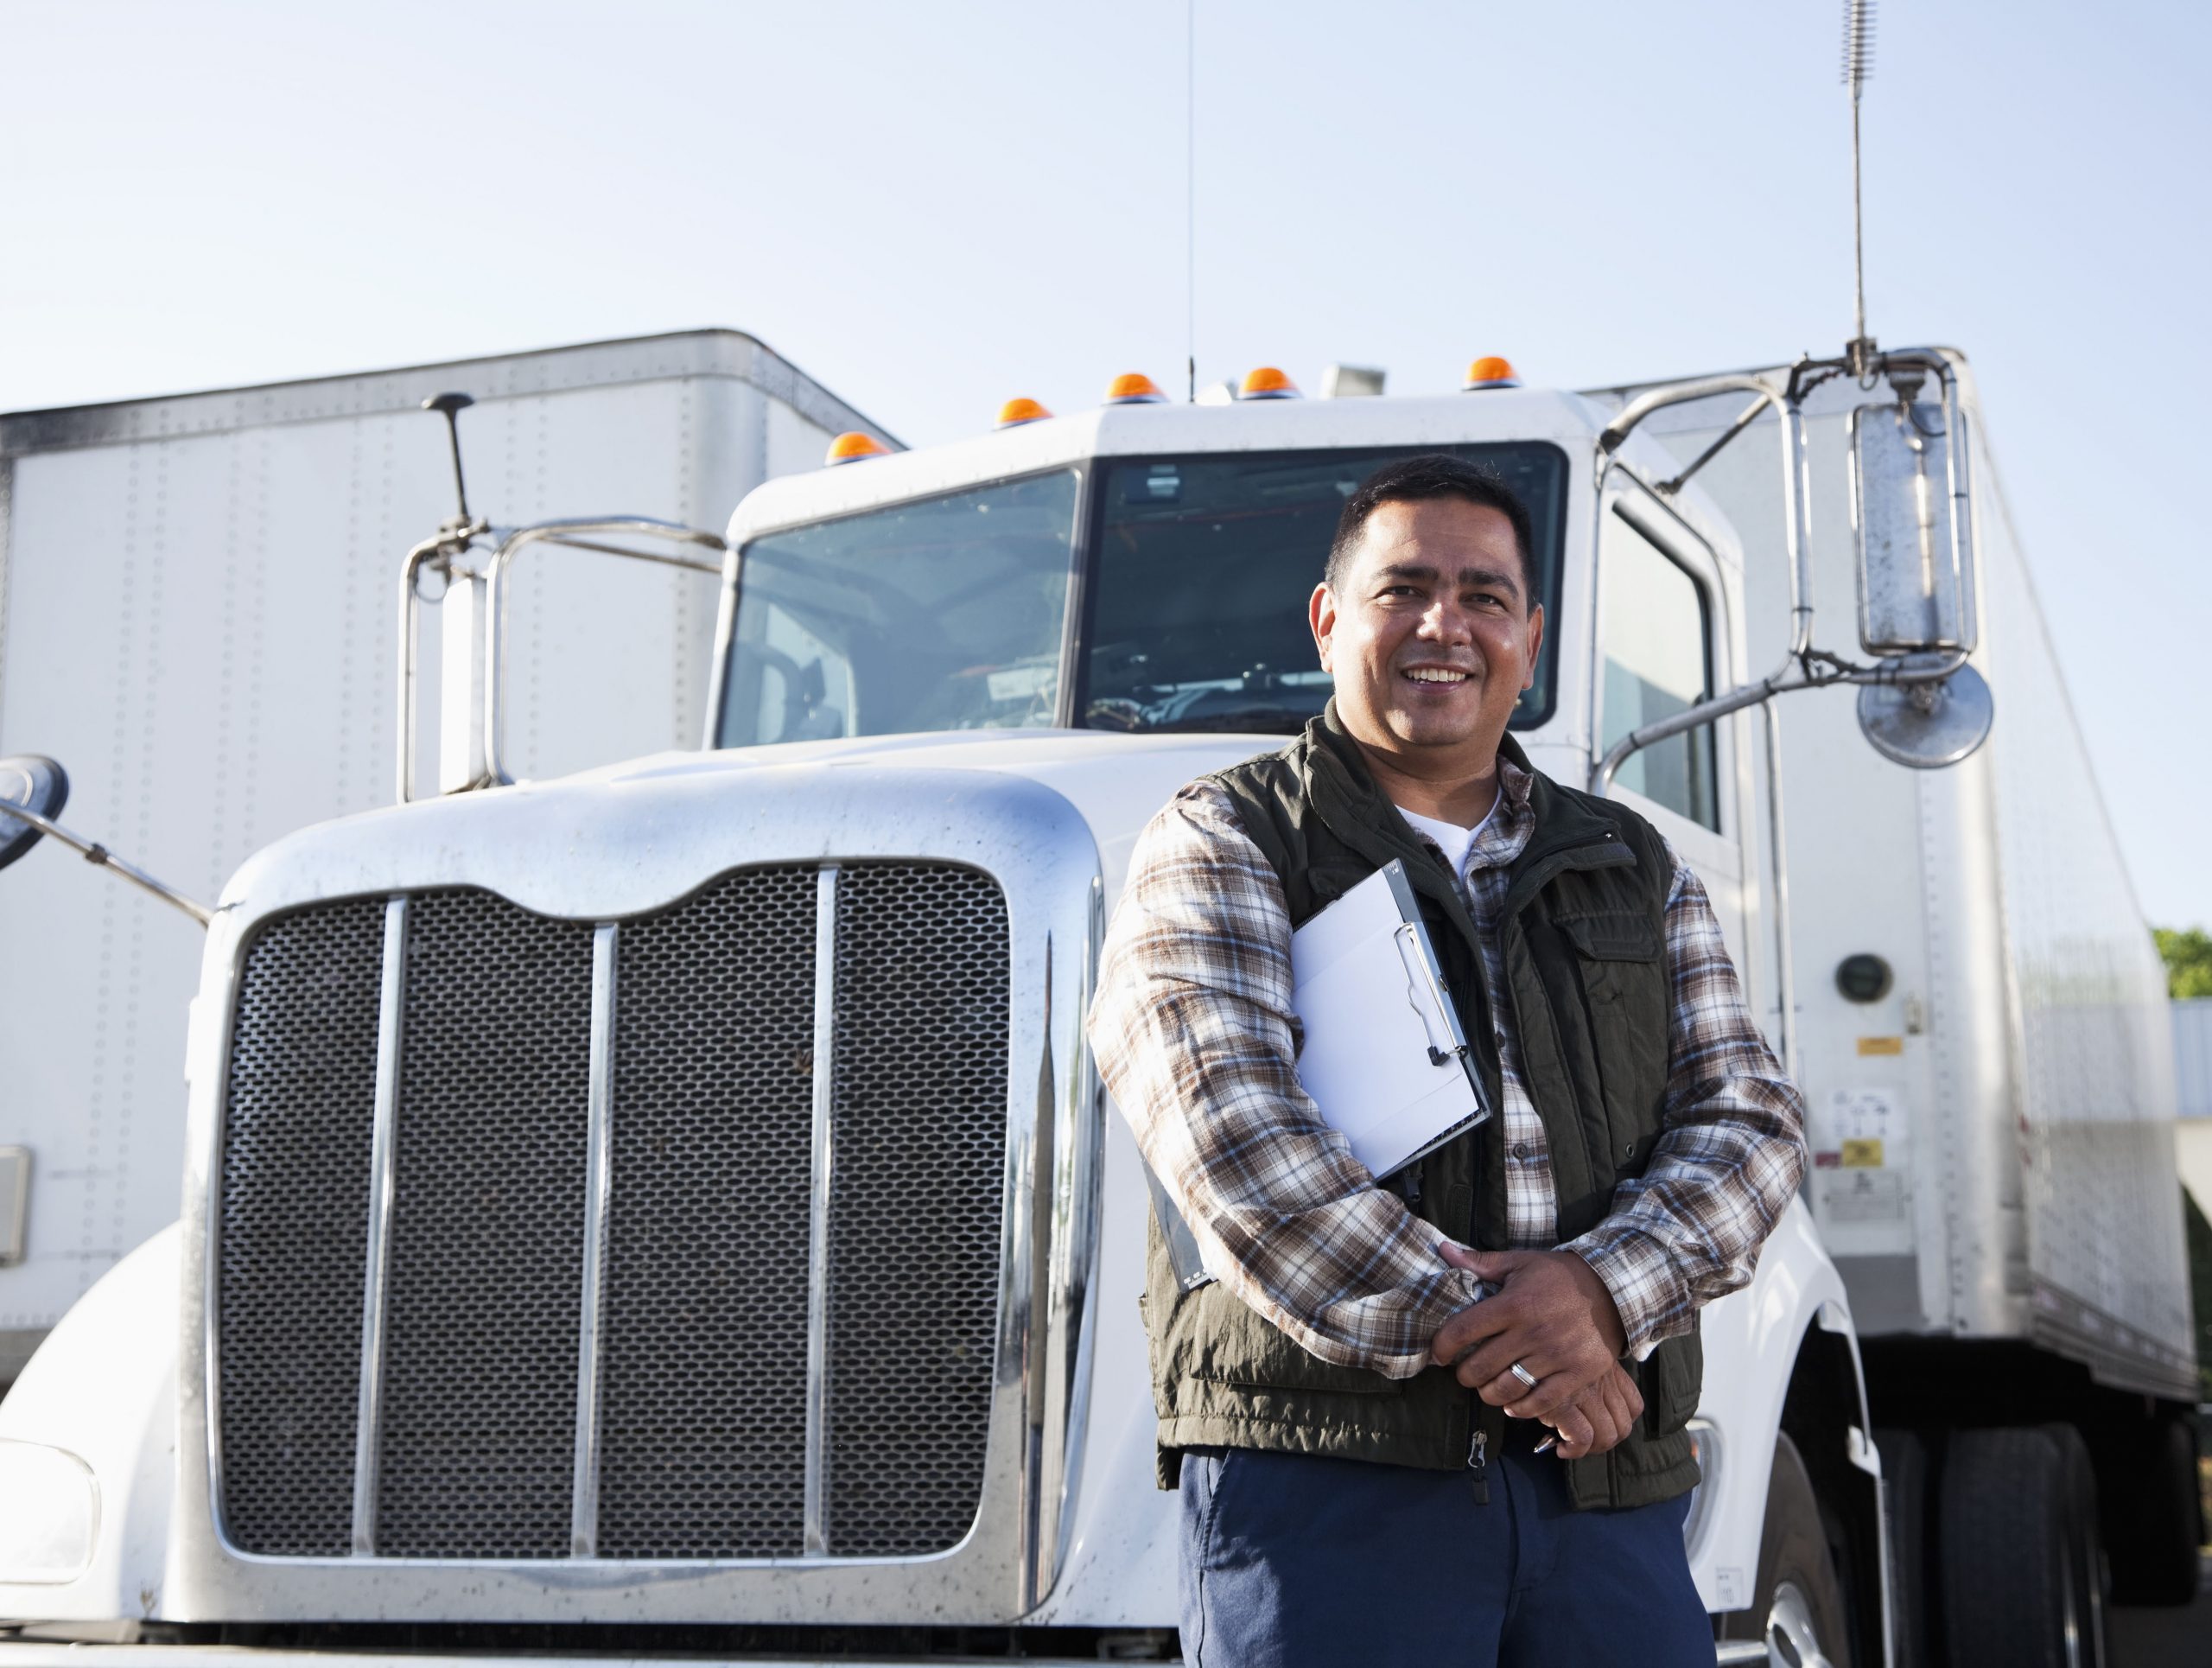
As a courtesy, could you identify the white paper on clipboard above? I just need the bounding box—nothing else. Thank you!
[1288,859,1489,1179]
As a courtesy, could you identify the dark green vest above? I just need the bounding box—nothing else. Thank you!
[1141,706,1702,1509]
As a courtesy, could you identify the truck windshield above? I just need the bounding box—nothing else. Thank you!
[714,443,1565,749]
[1081,444,1566,734]
[717,470,1080,747]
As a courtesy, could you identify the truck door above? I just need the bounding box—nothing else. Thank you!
[1592,493,1751,971]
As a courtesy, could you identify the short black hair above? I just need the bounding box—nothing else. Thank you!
[1325,454,1536,608]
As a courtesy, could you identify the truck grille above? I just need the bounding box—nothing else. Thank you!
[215,863,1011,1563]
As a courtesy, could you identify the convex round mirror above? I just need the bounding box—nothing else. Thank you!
[0,754,69,871]
[1858,659,1993,769]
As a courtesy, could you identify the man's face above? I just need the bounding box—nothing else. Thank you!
[1309,496,1544,767]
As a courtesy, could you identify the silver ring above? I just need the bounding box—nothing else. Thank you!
[1509,1360,1539,1391]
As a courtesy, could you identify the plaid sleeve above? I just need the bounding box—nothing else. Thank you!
[1564,840,1809,1353]
[1086,780,1484,1379]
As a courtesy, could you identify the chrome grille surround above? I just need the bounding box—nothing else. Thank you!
[178,764,1103,1626]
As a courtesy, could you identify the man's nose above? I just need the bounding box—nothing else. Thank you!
[1417,600,1476,644]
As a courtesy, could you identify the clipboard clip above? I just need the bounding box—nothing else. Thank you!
[1394,922,1469,1067]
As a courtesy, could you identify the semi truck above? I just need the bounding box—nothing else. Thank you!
[0,334,2196,1668]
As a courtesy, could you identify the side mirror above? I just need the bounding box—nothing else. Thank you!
[1849,387,1993,768]
[0,754,69,872]
[1856,657,1994,770]
[1848,397,1977,657]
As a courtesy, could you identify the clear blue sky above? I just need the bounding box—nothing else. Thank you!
[4,0,2206,927]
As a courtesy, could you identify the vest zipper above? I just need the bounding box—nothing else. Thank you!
[1466,1426,1489,1504]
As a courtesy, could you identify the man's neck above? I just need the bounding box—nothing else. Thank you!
[1354,740,1503,829]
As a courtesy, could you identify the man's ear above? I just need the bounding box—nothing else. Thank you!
[1521,602,1546,691]
[1310,583,1337,672]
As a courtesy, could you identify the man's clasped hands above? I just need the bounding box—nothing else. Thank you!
[1431,1245,1646,1461]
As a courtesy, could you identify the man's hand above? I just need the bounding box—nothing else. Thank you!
[1540,1363,1645,1459]
[1429,1245,1630,1429]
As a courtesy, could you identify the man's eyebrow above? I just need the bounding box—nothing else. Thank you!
[1373,561,1522,599]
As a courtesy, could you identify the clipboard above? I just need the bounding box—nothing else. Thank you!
[1148,860,1489,1290]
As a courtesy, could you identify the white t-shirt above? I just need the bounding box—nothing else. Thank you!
[1395,797,1498,880]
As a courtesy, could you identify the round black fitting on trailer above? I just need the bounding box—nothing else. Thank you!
[1834,952,1893,1003]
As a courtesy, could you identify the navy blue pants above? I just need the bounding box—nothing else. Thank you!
[1177,1432,1713,1668]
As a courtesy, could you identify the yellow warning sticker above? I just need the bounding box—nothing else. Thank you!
[1840,1137,1885,1168]
[1857,1036,1904,1056]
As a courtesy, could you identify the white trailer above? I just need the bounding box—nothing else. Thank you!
[0,332,893,1381]
[0,338,2194,1668]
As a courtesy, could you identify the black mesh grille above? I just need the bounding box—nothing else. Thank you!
[825,863,1009,1556]
[373,891,594,1558]
[596,865,818,1559]
[216,899,385,1557]
[213,863,1010,1564]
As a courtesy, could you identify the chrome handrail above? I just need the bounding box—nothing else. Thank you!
[480,519,726,789]
[395,521,485,805]
[394,517,725,802]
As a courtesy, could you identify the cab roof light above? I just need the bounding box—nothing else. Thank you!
[1463,355,1522,391]
[823,430,889,466]
[1236,366,1301,401]
[1104,372,1168,404]
[995,397,1052,429]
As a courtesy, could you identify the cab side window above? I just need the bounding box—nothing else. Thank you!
[1599,511,1718,831]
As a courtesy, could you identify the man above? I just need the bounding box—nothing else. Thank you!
[1087,455,1807,1667]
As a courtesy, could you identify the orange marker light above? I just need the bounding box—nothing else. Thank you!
[1104,372,1168,405]
[1463,355,1522,391]
[1237,366,1301,400]
[995,397,1052,429]
[824,430,888,466]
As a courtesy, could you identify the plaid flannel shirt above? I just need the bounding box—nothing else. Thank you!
[1088,761,1808,1380]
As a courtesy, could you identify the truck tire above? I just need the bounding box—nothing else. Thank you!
[1874,1427,1930,1668]
[1714,1431,1853,1667]
[1938,1427,2098,1668]
[2040,1424,2107,1668]
[2101,1411,2202,1606]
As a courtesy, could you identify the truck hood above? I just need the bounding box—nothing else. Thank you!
[224,728,1596,923]
[223,731,1274,921]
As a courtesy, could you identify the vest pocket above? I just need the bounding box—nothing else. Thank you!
[1558,912,1663,997]
[1185,1288,1406,1397]
[1556,913,1669,1184]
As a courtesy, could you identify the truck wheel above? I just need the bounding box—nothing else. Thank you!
[2101,1411,2202,1606]
[1938,1427,2097,1668]
[1874,1427,1931,1668]
[1714,1431,1853,1667]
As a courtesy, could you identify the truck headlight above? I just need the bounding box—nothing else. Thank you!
[0,1440,99,1582]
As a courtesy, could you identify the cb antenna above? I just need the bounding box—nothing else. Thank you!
[422,391,479,534]
[1842,0,1878,378]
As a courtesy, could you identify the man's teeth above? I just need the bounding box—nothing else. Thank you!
[1405,669,1469,684]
